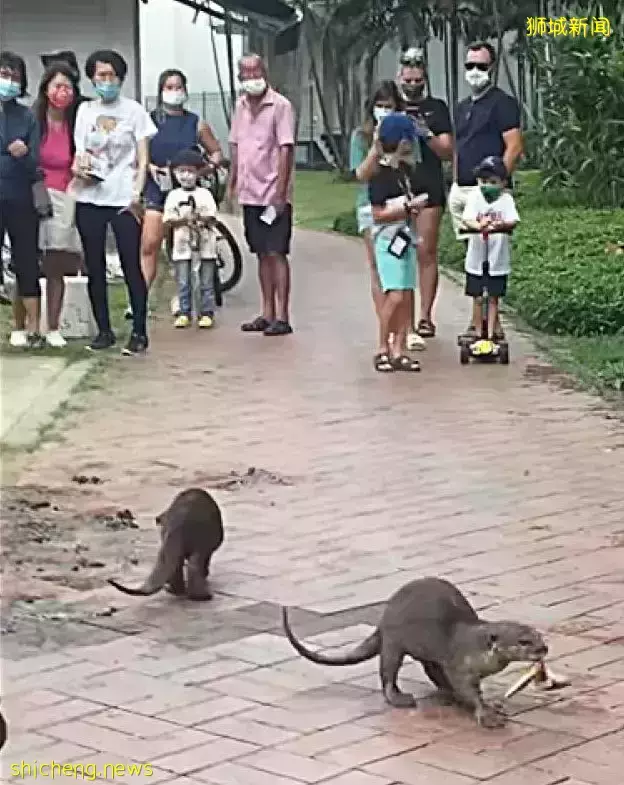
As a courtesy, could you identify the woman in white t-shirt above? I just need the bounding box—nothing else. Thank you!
[72,49,157,356]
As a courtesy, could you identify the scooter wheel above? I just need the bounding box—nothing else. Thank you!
[460,345,471,365]
[498,343,510,365]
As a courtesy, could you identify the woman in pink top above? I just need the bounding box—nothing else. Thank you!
[33,63,83,347]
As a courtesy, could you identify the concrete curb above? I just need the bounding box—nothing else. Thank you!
[1,358,94,452]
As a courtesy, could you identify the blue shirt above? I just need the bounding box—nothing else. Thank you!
[148,109,199,168]
[0,100,40,203]
[454,87,520,186]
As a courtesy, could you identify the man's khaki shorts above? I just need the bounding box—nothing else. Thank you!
[448,182,479,240]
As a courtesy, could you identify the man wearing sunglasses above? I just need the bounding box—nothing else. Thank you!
[449,42,523,242]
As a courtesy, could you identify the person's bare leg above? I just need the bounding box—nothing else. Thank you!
[12,297,26,330]
[258,253,277,322]
[391,294,411,359]
[415,206,442,328]
[470,297,483,333]
[487,296,499,341]
[141,211,164,291]
[273,252,291,323]
[363,231,383,318]
[22,297,41,334]
[46,276,65,330]
[378,291,401,354]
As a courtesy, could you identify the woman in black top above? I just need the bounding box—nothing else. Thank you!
[397,55,453,339]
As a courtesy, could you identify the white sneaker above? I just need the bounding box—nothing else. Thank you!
[9,330,28,348]
[170,295,180,315]
[46,330,67,348]
[407,332,427,351]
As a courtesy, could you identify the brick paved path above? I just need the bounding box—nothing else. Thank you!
[2,220,624,784]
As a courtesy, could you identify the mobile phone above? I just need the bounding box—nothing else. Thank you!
[260,206,277,225]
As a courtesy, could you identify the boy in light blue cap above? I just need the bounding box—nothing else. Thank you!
[368,113,428,373]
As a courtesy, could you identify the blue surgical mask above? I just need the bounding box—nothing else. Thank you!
[0,78,21,101]
[94,81,121,102]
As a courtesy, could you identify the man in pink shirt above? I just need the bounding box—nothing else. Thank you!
[228,54,295,336]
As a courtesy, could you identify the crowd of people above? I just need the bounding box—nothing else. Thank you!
[0,40,523,367]
[352,43,523,371]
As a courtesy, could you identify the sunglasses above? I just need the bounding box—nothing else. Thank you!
[464,62,489,72]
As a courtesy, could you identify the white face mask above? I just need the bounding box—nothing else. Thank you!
[465,67,490,91]
[175,170,197,189]
[240,78,266,96]
[162,89,186,107]
[373,106,391,124]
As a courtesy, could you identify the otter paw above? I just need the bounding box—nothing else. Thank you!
[476,706,507,728]
[385,689,417,708]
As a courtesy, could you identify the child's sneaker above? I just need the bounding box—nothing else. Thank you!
[407,332,426,351]
[174,314,190,328]
[198,314,214,329]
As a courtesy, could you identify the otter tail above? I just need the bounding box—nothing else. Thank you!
[282,607,381,665]
[107,535,181,597]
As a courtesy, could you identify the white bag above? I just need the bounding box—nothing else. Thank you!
[39,274,97,339]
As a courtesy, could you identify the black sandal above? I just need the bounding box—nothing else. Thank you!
[374,352,395,372]
[393,355,421,372]
[241,316,270,332]
[416,319,436,338]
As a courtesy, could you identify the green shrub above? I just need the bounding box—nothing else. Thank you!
[439,206,624,337]
[333,210,358,236]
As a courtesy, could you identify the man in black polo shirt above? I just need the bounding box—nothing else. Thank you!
[449,41,523,241]
[398,49,453,342]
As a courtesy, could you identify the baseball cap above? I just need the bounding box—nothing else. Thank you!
[474,155,507,180]
[378,113,417,146]
[171,149,205,169]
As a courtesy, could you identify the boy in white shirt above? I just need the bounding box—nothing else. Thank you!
[163,149,218,329]
[460,156,520,342]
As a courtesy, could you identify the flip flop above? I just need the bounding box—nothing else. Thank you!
[241,316,270,332]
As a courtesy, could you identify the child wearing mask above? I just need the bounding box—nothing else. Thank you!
[163,149,218,329]
[460,155,519,342]
[368,113,427,373]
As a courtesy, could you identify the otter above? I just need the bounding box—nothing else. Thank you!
[108,488,224,601]
[282,577,548,728]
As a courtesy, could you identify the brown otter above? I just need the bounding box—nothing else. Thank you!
[108,488,224,600]
[282,577,548,728]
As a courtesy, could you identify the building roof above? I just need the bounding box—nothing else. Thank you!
[170,0,300,52]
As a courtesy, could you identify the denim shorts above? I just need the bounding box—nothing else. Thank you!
[143,179,166,212]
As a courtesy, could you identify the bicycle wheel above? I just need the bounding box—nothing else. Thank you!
[214,220,242,293]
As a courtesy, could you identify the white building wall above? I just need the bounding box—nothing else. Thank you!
[139,0,243,97]
[0,0,140,101]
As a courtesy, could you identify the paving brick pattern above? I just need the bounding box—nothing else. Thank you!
[2,219,624,784]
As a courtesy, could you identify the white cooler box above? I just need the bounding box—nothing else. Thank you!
[39,274,98,339]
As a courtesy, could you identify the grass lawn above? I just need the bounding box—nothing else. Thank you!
[293,169,624,398]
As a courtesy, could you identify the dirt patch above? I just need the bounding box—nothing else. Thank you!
[198,465,295,491]
[0,485,151,601]
[524,361,576,390]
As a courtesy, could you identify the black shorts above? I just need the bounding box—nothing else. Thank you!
[465,271,507,298]
[243,204,292,256]
[411,173,446,209]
